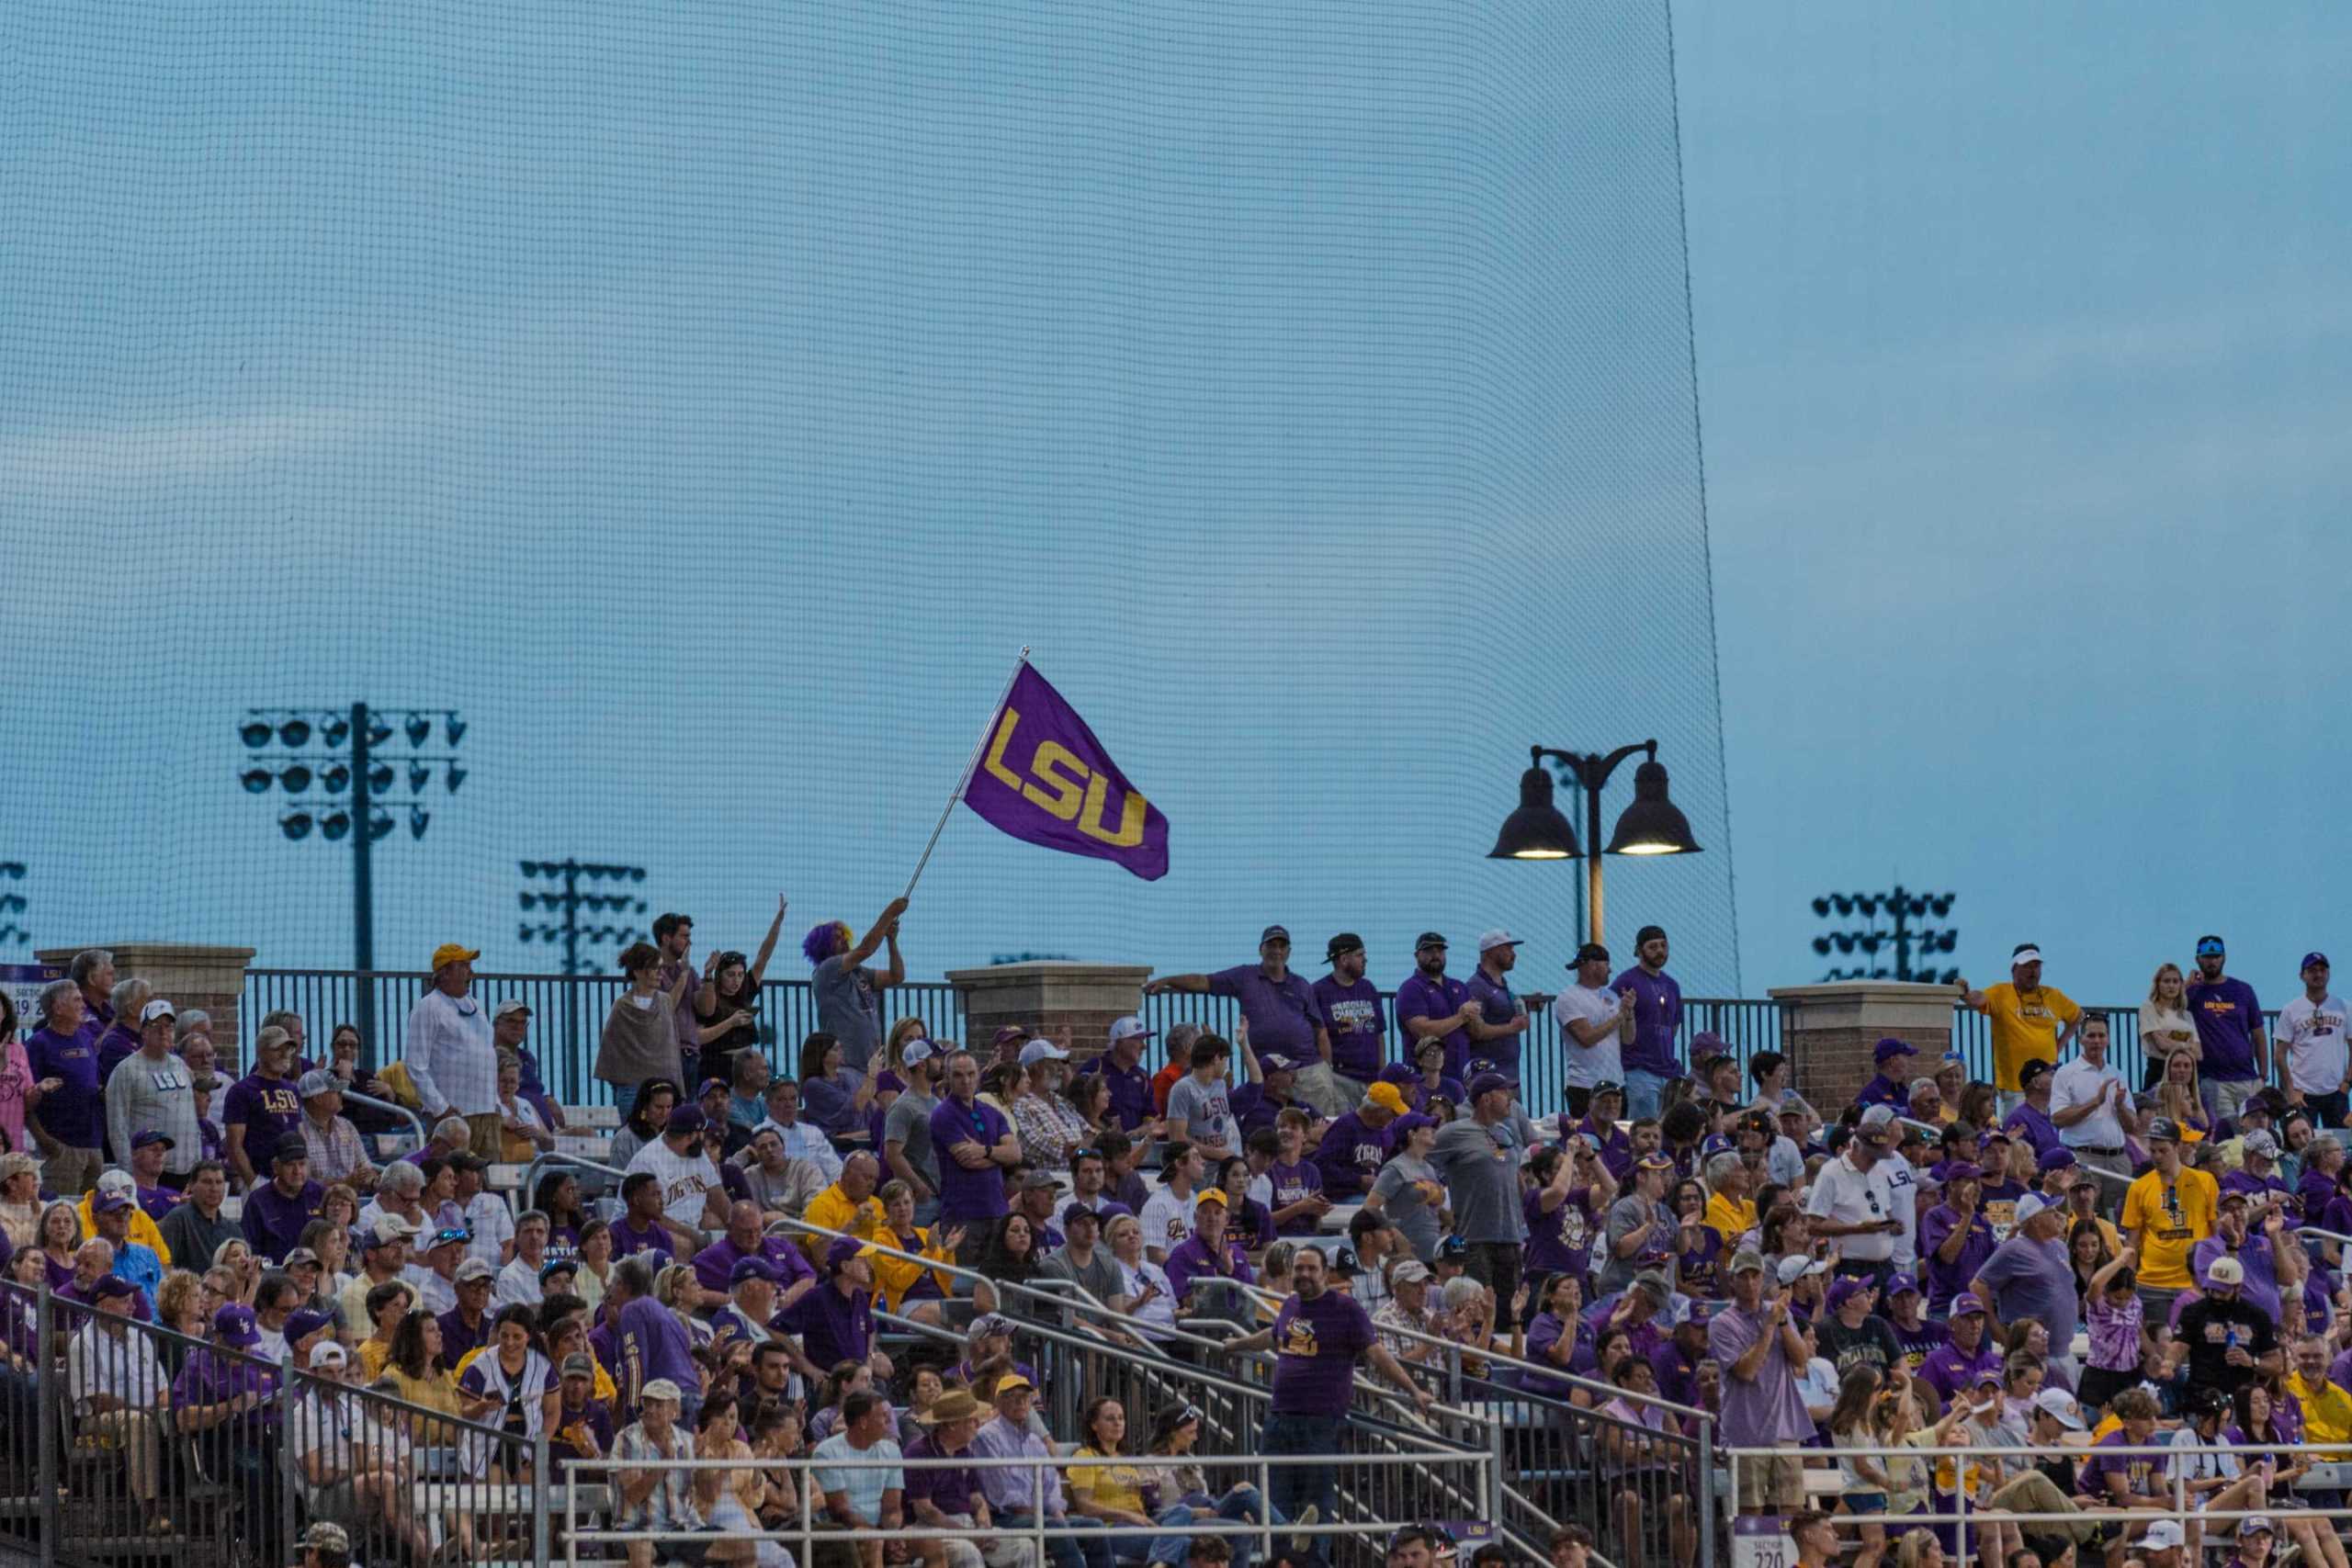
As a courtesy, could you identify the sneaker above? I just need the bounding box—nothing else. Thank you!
[1288,1503,1320,1553]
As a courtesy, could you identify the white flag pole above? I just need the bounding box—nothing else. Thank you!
[903,647,1030,899]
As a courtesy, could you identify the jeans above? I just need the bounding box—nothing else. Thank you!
[1260,1413,1345,1530]
[995,1512,1091,1568]
[2302,1090,2351,1131]
[1143,1486,1284,1568]
[1623,1070,1671,1122]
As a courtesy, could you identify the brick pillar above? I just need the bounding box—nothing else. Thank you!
[38,942,257,1050]
[944,962,1154,1065]
[1768,981,1955,1113]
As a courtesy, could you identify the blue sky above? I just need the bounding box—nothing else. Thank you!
[1679,0,2352,1002]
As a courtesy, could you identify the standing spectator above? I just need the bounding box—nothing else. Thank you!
[2189,1191,2294,1322]
[2278,953,2350,1128]
[803,1154,888,1261]
[696,896,788,1090]
[1363,1111,1446,1264]
[1463,931,1531,1082]
[2050,1017,2136,1179]
[799,1031,881,1142]
[2140,963,2200,1090]
[1853,1039,1917,1114]
[2001,1059,2064,1164]
[596,942,696,1105]
[1080,1016,1158,1134]
[1147,927,1330,1072]
[0,991,30,1158]
[1165,1190,1257,1317]
[2121,1118,2217,1311]
[1222,1246,1432,1529]
[223,1028,307,1190]
[1554,943,1634,1120]
[1013,1040,1096,1173]
[646,911,706,1081]
[1612,927,1682,1122]
[1141,1143,1207,1265]
[931,1051,1018,1264]
[1432,1072,1531,1348]
[1599,1153,1679,1297]
[1314,932,1387,1102]
[92,977,151,1091]
[806,897,910,1074]
[25,979,102,1192]
[492,1051,556,1164]
[1394,933,1478,1085]
[2188,936,2268,1123]
[295,1070,377,1191]
[1958,943,2084,1114]
[1710,1248,1814,1515]
[1165,1034,1242,1164]
[883,1039,945,1221]
[104,999,202,1187]
[1917,1163,1996,1316]
[2168,1256,2271,1394]
[1806,1111,1903,1290]
[403,943,502,1158]
[1972,1193,2080,1382]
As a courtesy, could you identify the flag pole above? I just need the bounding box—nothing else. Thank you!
[903,647,1030,899]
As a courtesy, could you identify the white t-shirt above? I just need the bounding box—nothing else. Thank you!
[2278,994,2350,1096]
[2138,1004,2199,1067]
[2051,1058,2129,1149]
[628,1139,723,1228]
[495,1256,546,1309]
[1138,1186,1199,1260]
[1553,986,1622,1088]
[1805,1153,1896,1261]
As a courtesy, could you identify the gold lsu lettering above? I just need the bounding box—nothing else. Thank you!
[982,705,1148,847]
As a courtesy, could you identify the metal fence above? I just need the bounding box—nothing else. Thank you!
[1,1276,545,1568]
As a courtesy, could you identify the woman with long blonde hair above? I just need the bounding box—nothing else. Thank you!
[2141,962,2199,1089]
[2154,1049,2211,1143]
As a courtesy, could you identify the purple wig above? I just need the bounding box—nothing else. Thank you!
[802,921,852,967]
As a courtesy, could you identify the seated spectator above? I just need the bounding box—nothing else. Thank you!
[1212,1156,1274,1254]
[625,1104,730,1251]
[242,1135,326,1263]
[1107,1213,1179,1346]
[958,1212,1045,1317]
[609,1079,680,1174]
[868,1179,956,1322]
[1262,1112,1331,1239]
[1596,1351,1698,1568]
[737,1123,831,1216]
[1165,1190,1256,1321]
[611,1172,680,1263]
[695,1389,789,1568]
[455,1303,560,1479]
[803,1153,888,1263]
[971,1373,1085,1568]
[782,1235,889,1384]
[1372,1258,1441,1364]
[493,1051,557,1163]
[67,1276,170,1529]
[696,1199,819,1306]
[613,1377,703,1568]
[356,1158,430,1245]
[1136,1403,1291,1568]
[548,1349,615,1469]
[288,1340,435,1560]
[573,1219,616,1310]
[903,1387,1000,1568]
[810,1387,907,1568]
[799,1031,880,1144]
[754,1076,846,1183]
[294,1070,377,1193]
[496,1208,553,1307]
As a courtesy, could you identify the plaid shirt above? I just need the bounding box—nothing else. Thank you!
[300,1111,372,1188]
[614,1421,703,1531]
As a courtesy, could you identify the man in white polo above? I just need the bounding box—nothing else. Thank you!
[2052,1015,2136,1180]
[1805,1105,1902,1291]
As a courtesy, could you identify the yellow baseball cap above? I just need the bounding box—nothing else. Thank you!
[993,1372,1035,1395]
[430,943,481,972]
[1366,1082,1409,1116]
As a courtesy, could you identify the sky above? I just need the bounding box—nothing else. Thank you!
[1676,0,2352,1002]
[6,2,2346,1014]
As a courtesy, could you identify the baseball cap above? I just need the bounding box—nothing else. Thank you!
[1467,1071,1516,1100]
[139,998,176,1025]
[2241,1517,2278,1540]
[2245,1130,2280,1159]
[212,1303,261,1345]
[130,1128,175,1152]
[1826,1277,1868,1310]
[697,1077,730,1100]
[1886,1273,1921,1298]
[2196,936,2226,957]
[2205,1256,2245,1286]
[309,1340,349,1370]
[2018,1058,2053,1089]
[1777,1256,1828,1285]
[1435,1235,1467,1261]
[1872,1037,1917,1063]
[1633,1269,1675,1300]
[91,1188,131,1214]
[640,1378,684,1404]
[367,1213,417,1246]
[2014,1193,2055,1224]
[1941,1161,1984,1182]
[87,1273,136,1302]
[2032,1388,2085,1431]
[286,1307,335,1342]
[2220,1187,2250,1208]
[431,942,481,971]
[493,998,532,1020]
[2037,1146,2077,1173]
[1365,1082,1409,1116]
[455,1258,496,1283]
[993,1372,1036,1395]
[2142,1521,2186,1553]
[271,1134,311,1166]
[1570,942,1611,967]
[1859,1105,1898,1130]
[539,1257,580,1282]
[1259,1051,1298,1073]
[284,1246,322,1269]
[1390,1111,1436,1138]
[1106,1015,1153,1044]
[1950,1294,1987,1316]
[665,1104,707,1136]
[428,1225,471,1249]
[730,1257,781,1286]
[990,1024,1029,1047]
[1476,929,1522,953]
[1393,1260,1433,1285]
[298,1068,338,1098]
[902,1038,937,1066]
[970,1314,1013,1339]
[824,1235,866,1271]
[1018,1039,1069,1066]
[1019,1168,1060,1191]
[1325,933,1364,964]
[1591,1080,1624,1100]
[1260,925,1291,945]
[1193,1188,1229,1210]
[2145,1117,2183,1143]
[1635,1152,1675,1172]
[560,1352,596,1379]
[1729,1248,1766,1276]
[1061,1201,1102,1230]
[2010,945,2043,966]
[1415,931,1448,951]
[2305,953,2331,972]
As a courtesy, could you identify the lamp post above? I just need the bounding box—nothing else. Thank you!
[1810,886,1959,983]
[0,862,26,951]
[1487,741,1702,944]
[238,703,469,1047]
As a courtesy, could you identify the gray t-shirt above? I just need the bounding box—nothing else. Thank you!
[812,954,884,1070]
[1430,1116,1527,1247]
[1597,1193,1678,1296]
[1037,1244,1125,1322]
[1368,1152,1445,1263]
[1164,1074,1239,1156]
[883,1088,941,1193]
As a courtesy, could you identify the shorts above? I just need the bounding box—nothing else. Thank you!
[1464,1241,1522,1309]
[2075,1363,2142,1415]
[1844,1494,1887,1516]
[1737,1450,1804,1512]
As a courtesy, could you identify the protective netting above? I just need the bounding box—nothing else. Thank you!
[4,0,1738,996]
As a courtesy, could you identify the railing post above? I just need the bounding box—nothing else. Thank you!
[35,1280,57,1568]
[534,1427,552,1568]
[1697,1416,1716,1568]
[1955,1461,1970,1568]
[1486,1408,1507,1532]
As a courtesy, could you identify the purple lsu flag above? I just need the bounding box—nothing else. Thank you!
[962,663,1170,880]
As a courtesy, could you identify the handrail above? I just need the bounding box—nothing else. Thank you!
[340,1086,428,1158]
[521,1147,628,1210]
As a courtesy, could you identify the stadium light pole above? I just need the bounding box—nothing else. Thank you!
[517,859,649,1063]
[1487,741,1702,944]
[0,862,26,952]
[238,703,469,1048]
[1810,886,1960,983]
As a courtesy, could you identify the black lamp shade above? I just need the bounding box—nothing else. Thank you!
[277,718,311,749]
[1488,765,1579,860]
[242,769,275,795]
[320,811,352,841]
[240,720,275,750]
[404,713,432,749]
[1606,758,1702,855]
[279,811,314,841]
[321,716,350,747]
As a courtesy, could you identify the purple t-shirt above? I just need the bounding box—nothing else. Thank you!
[608,1216,676,1263]
[1265,1159,1325,1236]
[241,1179,324,1261]
[1522,1186,1600,1278]
[1918,1336,2003,1404]
[27,1026,102,1147]
[2189,1232,2281,1319]
[779,1280,872,1370]
[1708,1303,1812,1446]
[223,1070,306,1164]
[1164,1235,1255,1305]
[902,1433,981,1517]
[1314,1111,1390,1200]
[1973,1234,2079,1341]
[1462,969,1523,1078]
[1081,1055,1153,1132]
[438,1305,492,1368]
[1612,965,1683,1078]
[2075,1427,2159,1499]
[1207,965,1324,1059]
[2188,976,2265,1081]
[1312,977,1386,1081]
[2001,1102,2063,1161]
[615,1294,699,1418]
[691,1235,817,1295]
[928,1095,1012,1222]
[1268,1289,1375,1418]
[1917,1205,1996,1313]
[136,1184,185,1224]
[1393,972,1471,1082]
[95,1021,143,1088]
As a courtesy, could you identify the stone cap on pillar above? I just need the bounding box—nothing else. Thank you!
[944,962,1154,1061]
[1767,980,1965,1032]
[36,942,259,1043]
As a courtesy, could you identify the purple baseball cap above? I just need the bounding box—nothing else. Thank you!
[1873,1037,1917,1064]
[212,1303,262,1346]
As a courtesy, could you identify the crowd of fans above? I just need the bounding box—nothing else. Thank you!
[6,917,2352,1568]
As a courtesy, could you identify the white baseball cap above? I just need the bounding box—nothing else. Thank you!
[1107,1015,1154,1044]
[2140,1521,2185,1552]
[1018,1039,1070,1066]
[902,1038,937,1066]
[309,1340,348,1370]
[2031,1388,2084,1430]
[1476,929,1523,953]
[140,998,177,1025]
